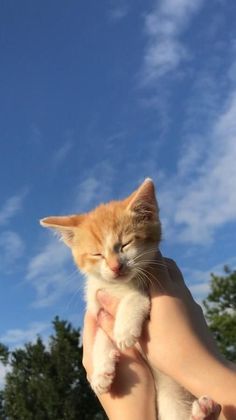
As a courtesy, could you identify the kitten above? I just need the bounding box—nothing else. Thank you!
[40,178,220,420]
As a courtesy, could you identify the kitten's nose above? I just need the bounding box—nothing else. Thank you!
[109,260,123,275]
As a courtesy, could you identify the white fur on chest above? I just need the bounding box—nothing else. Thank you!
[85,274,139,314]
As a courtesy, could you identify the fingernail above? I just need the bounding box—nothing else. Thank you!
[97,289,111,306]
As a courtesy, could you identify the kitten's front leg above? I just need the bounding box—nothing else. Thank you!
[91,327,119,395]
[114,292,150,351]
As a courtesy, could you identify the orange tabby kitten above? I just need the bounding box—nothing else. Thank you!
[40,178,219,420]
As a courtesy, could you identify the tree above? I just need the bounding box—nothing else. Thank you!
[0,342,9,419]
[203,266,236,362]
[2,317,107,420]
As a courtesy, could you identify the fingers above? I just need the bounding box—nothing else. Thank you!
[82,312,97,371]
[83,291,118,348]
[83,311,97,348]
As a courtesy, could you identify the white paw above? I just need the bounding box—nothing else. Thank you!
[109,349,120,362]
[114,324,141,351]
[90,367,115,394]
[90,351,119,395]
[191,396,221,419]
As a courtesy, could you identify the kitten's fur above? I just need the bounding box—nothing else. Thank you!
[40,178,219,420]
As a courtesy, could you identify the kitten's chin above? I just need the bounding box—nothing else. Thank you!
[85,267,136,284]
[99,270,135,284]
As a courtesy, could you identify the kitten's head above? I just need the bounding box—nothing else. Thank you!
[40,178,161,284]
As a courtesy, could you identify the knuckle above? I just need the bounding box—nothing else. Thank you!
[86,373,91,383]
[82,356,87,369]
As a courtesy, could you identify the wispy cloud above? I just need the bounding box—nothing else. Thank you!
[142,0,203,82]
[74,161,114,212]
[0,231,25,273]
[0,321,50,347]
[108,1,128,21]
[29,124,42,145]
[26,240,80,308]
[176,91,236,243]
[52,140,73,168]
[155,85,236,245]
[184,256,236,302]
[0,190,27,225]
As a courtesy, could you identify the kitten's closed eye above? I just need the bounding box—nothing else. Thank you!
[91,253,104,258]
[121,240,133,250]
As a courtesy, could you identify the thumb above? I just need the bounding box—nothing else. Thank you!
[97,309,114,340]
[96,289,119,316]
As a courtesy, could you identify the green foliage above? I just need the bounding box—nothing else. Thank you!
[203,266,236,362]
[0,343,9,366]
[1,317,107,420]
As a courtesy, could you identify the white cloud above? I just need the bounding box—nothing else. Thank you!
[26,240,81,308]
[27,239,70,281]
[0,322,49,346]
[184,256,236,302]
[189,282,210,298]
[176,92,236,243]
[142,0,203,82]
[74,161,114,212]
[0,190,27,225]
[0,231,25,272]
[108,0,128,21]
[52,140,73,167]
[109,6,128,21]
[156,88,236,244]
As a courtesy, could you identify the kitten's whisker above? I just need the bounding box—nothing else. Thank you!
[138,259,166,266]
[138,261,166,269]
[131,247,158,259]
[134,266,164,293]
[135,271,146,293]
[59,269,84,315]
[132,260,166,271]
[131,247,159,262]
[62,283,84,316]
[134,267,153,288]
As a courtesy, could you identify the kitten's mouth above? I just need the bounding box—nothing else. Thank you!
[111,270,133,282]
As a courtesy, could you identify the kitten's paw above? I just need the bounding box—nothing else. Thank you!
[91,365,116,395]
[114,324,141,351]
[109,349,120,363]
[191,396,221,419]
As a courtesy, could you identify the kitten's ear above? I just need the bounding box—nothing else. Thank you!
[40,215,83,247]
[126,178,158,221]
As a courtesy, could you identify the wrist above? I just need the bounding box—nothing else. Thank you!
[99,390,156,420]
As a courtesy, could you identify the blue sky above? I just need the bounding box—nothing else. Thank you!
[0,0,236,382]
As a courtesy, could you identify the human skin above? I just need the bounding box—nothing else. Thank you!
[83,311,157,420]
[83,254,236,420]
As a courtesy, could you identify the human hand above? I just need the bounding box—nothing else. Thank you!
[96,253,236,411]
[82,311,156,420]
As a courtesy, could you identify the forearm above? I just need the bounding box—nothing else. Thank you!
[100,393,156,420]
[145,295,236,407]
[98,354,156,420]
[179,354,236,405]
[165,348,236,418]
